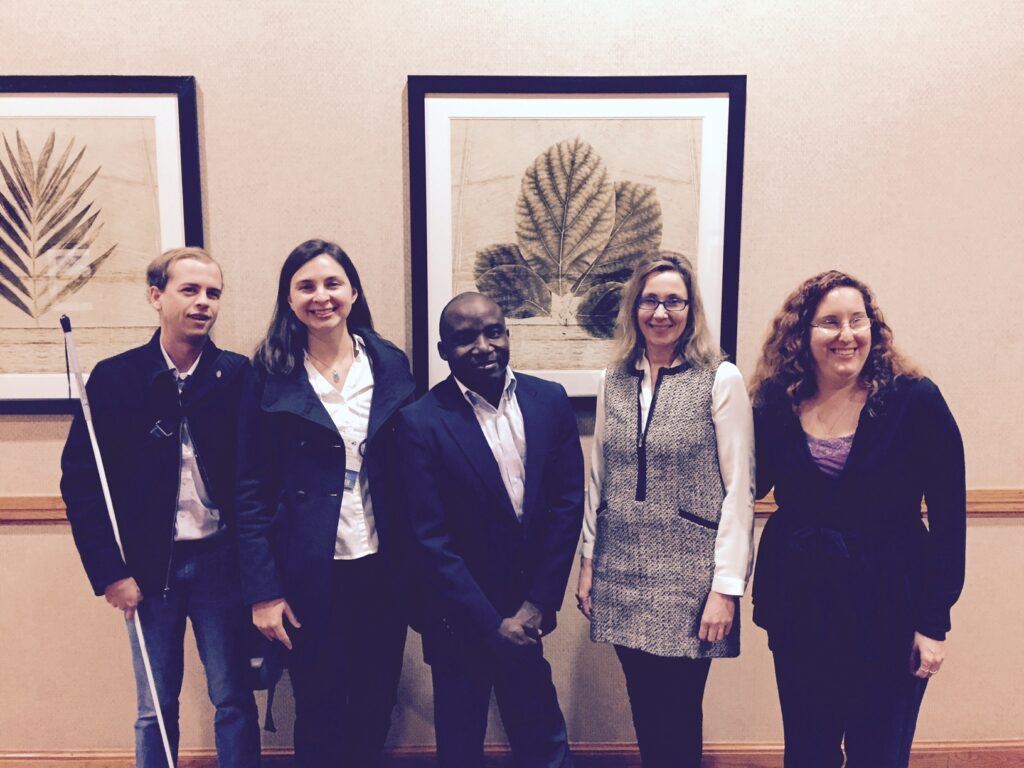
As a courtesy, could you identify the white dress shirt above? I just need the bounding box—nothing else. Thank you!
[454,369,528,520]
[305,334,379,559]
[159,341,221,541]
[582,358,756,596]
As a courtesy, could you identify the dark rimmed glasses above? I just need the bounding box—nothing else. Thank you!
[636,296,690,313]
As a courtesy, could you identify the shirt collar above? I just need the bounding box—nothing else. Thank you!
[636,353,683,381]
[159,335,203,380]
[454,367,517,407]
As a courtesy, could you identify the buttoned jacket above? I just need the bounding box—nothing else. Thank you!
[235,329,415,637]
[396,373,584,662]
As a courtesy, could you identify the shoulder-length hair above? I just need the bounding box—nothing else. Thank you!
[612,251,724,369]
[254,239,374,374]
[748,270,918,409]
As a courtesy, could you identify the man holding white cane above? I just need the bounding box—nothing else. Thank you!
[61,247,260,767]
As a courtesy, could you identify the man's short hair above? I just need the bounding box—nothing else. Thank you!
[146,247,220,290]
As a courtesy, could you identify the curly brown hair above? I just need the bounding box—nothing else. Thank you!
[749,270,918,409]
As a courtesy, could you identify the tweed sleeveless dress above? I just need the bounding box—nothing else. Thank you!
[590,361,738,658]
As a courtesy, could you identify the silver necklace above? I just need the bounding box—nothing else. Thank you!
[307,351,344,383]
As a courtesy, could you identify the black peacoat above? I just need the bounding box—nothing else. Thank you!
[235,329,415,638]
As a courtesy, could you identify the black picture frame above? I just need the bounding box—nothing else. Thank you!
[0,75,202,415]
[408,74,746,396]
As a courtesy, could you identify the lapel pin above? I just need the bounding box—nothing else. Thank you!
[215,370,222,378]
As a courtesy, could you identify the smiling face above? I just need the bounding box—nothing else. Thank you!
[636,269,690,358]
[808,286,872,386]
[438,294,510,395]
[148,257,222,345]
[287,254,359,334]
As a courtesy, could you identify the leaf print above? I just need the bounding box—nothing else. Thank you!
[574,181,662,293]
[476,264,552,319]
[473,243,529,283]
[473,139,663,339]
[0,131,116,319]
[576,281,624,339]
[515,138,615,293]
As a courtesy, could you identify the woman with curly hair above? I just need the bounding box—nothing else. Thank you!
[749,270,966,768]
[576,252,755,767]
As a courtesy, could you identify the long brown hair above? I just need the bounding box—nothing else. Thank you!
[254,239,374,374]
[749,270,918,408]
[612,251,723,369]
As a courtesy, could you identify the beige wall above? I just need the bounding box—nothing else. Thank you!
[2,0,1023,752]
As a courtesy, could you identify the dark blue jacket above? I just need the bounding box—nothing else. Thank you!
[235,329,415,637]
[396,373,584,663]
[60,331,249,597]
[752,376,966,658]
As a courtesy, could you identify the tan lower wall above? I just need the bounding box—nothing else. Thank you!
[3,514,1022,750]
[3,741,1024,767]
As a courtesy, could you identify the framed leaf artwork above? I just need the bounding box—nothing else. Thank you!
[0,75,202,414]
[408,75,746,396]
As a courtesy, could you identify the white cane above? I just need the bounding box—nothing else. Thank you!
[61,315,176,768]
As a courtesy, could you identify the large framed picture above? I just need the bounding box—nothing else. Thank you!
[0,75,202,414]
[408,75,746,396]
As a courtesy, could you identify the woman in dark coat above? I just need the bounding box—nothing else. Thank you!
[236,239,415,767]
[749,270,966,768]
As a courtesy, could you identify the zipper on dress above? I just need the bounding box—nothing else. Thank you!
[635,369,665,502]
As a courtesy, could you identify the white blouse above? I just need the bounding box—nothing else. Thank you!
[582,359,756,596]
[305,334,378,560]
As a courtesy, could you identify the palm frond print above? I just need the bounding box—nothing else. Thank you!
[0,131,116,318]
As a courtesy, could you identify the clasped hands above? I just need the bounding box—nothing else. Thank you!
[493,600,543,648]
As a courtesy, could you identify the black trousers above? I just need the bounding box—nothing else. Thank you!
[286,554,407,768]
[430,639,572,768]
[772,648,928,768]
[614,645,712,768]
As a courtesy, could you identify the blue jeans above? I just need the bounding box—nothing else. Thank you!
[127,539,260,767]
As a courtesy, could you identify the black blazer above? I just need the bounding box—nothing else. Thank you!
[235,329,415,636]
[752,376,966,657]
[60,331,249,596]
[396,373,584,661]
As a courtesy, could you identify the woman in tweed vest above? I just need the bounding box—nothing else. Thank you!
[575,252,755,768]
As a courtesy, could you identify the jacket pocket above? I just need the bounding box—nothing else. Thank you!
[678,507,719,531]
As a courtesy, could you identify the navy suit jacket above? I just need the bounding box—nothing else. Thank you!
[396,372,584,662]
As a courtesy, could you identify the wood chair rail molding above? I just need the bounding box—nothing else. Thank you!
[1,740,1022,767]
[3,490,1023,524]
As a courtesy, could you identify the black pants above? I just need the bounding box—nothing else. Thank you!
[614,645,712,768]
[772,648,928,768]
[430,640,572,768]
[287,554,407,768]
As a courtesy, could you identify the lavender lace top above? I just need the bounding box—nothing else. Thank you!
[805,432,854,477]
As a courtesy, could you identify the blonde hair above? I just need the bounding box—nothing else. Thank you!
[612,251,723,369]
[146,247,220,290]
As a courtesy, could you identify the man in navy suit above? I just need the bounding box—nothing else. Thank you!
[397,292,584,768]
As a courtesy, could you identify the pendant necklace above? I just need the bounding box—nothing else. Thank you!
[307,351,343,384]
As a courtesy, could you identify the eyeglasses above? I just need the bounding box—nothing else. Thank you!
[637,296,690,313]
[810,315,872,334]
